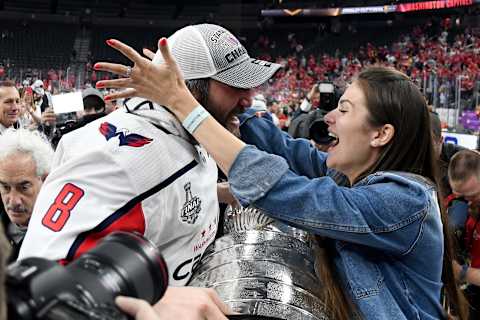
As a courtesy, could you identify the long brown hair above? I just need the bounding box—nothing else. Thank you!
[316,66,468,319]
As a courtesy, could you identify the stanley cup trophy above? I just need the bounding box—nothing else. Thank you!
[188,206,331,320]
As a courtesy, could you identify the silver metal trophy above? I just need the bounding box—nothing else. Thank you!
[189,207,330,320]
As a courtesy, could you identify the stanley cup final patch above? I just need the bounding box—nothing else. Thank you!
[181,182,202,224]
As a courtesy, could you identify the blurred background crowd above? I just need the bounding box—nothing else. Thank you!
[1,0,479,135]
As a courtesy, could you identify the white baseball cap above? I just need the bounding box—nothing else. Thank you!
[152,24,281,89]
[31,79,45,96]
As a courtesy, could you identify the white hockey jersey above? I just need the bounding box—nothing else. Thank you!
[19,99,219,286]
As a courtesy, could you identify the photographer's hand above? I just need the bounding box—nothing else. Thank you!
[41,108,57,127]
[307,84,319,101]
[116,287,230,320]
[153,287,230,320]
[116,296,159,320]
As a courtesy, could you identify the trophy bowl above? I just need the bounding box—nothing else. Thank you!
[189,206,331,320]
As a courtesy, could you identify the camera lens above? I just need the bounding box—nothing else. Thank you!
[7,231,169,320]
[72,231,169,303]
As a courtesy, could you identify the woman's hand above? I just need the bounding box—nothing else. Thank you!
[94,38,198,119]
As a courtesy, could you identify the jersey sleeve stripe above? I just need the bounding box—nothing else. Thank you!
[65,159,199,261]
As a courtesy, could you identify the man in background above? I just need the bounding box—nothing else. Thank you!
[53,87,107,140]
[0,129,53,261]
[0,80,20,134]
[448,149,480,319]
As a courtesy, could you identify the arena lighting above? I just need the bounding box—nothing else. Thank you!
[261,0,477,17]
[283,9,302,16]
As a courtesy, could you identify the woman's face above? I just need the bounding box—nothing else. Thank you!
[324,81,384,182]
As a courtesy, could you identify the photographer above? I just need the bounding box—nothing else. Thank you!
[7,229,231,320]
[290,83,319,125]
[58,88,107,135]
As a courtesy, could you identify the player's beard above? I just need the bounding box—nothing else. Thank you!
[187,79,241,137]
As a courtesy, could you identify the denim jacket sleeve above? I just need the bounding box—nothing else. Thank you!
[239,109,328,179]
[229,145,430,255]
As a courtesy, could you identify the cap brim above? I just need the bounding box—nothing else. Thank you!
[212,58,281,89]
[33,88,44,95]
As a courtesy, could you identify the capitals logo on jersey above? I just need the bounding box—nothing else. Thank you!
[99,122,153,147]
[181,182,201,224]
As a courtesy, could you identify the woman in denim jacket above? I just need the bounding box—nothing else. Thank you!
[97,40,467,320]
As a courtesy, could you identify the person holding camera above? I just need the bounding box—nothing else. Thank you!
[299,83,320,113]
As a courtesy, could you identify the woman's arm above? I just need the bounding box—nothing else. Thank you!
[94,39,428,253]
[229,146,429,254]
[239,109,328,178]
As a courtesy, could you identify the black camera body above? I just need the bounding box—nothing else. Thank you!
[7,232,169,320]
[317,82,337,112]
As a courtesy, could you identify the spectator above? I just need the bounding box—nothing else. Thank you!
[430,111,470,236]
[30,80,45,117]
[60,87,107,135]
[0,80,20,133]
[18,86,41,129]
[0,128,53,262]
[30,80,56,136]
[31,79,48,112]
[448,149,480,320]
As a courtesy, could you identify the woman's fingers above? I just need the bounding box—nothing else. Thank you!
[158,38,183,80]
[94,62,131,76]
[104,88,137,101]
[143,48,156,60]
[106,39,145,66]
[97,78,132,89]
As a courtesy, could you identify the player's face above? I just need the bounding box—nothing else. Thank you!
[206,79,253,134]
[0,153,44,226]
[451,175,480,205]
[0,86,21,128]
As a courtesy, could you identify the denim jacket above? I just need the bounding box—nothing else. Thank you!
[227,111,446,320]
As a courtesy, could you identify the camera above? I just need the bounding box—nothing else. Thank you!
[7,232,169,320]
[317,82,337,111]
